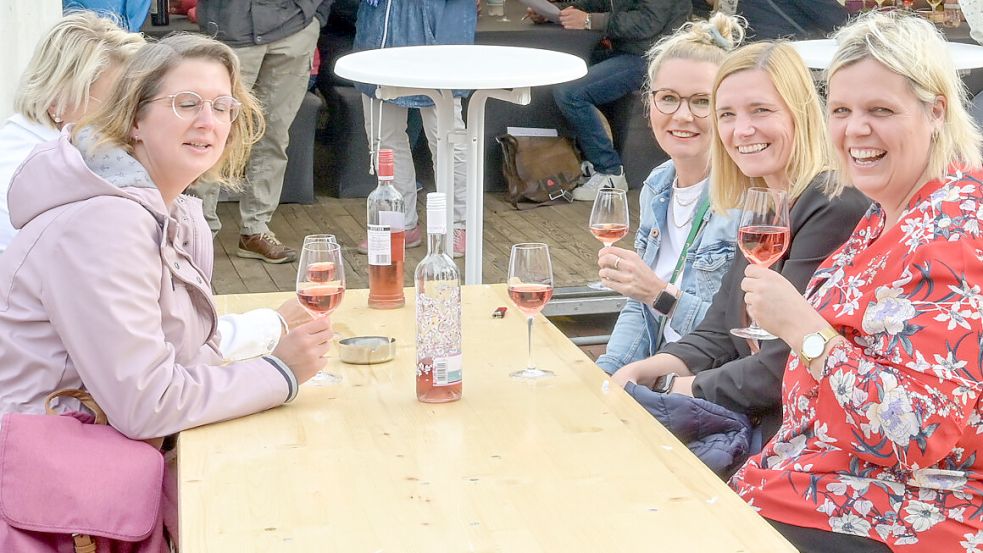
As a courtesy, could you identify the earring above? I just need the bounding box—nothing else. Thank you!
[50,112,62,124]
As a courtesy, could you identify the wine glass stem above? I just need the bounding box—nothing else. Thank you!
[527,316,534,370]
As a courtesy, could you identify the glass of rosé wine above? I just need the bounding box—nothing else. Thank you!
[296,239,346,385]
[507,243,555,380]
[587,188,630,291]
[731,187,790,341]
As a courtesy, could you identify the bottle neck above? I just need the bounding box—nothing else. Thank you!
[377,176,394,187]
[427,229,446,255]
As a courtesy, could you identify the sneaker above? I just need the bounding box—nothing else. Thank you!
[572,168,629,202]
[357,225,424,255]
[452,228,466,258]
[237,233,297,264]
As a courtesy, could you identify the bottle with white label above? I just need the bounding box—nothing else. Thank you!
[414,193,462,403]
[367,149,406,309]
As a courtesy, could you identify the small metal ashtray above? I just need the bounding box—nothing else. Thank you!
[338,336,396,365]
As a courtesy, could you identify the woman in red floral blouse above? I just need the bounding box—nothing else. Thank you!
[730,12,983,553]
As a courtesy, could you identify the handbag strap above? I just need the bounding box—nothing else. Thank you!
[44,388,108,426]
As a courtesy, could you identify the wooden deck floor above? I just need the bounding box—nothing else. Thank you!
[210,187,642,295]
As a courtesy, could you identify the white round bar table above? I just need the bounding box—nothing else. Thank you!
[791,39,983,71]
[335,45,588,284]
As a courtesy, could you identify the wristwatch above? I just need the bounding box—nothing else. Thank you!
[652,283,680,316]
[652,372,677,394]
[584,14,592,30]
[799,325,839,364]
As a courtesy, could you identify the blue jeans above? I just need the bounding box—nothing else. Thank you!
[553,52,647,175]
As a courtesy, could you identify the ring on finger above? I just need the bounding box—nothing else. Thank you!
[613,257,621,271]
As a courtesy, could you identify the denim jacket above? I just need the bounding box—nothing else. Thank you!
[353,0,476,108]
[596,161,738,374]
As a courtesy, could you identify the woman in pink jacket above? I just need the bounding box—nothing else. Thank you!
[0,33,334,440]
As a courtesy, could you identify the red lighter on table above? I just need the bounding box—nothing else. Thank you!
[493,306,508,318]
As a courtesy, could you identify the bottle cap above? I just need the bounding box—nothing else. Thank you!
[426,192,447,235]
[377,149,394,180]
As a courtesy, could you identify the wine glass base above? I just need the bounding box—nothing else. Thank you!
[587,280,611,291]
[306,371,342,386]
[510,368,555,380]
[730,326,779,341]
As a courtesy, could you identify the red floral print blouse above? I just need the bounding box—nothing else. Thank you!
[731,169,983,551]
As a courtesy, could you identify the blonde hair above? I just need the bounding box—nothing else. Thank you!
[645,12,746,96]
[14,11,145,128]
[827,11,982,181]
[74,33,265,188]
[709,42,840,212]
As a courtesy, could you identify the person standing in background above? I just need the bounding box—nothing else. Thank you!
[194,0,331,264]
[352,0,476,259]
[529,0,692,202]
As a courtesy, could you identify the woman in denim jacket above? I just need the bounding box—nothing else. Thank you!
[596,13,745,375]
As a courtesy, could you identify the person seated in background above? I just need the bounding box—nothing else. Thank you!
[595,12,745,375]
[0,32,335,537]
[0,11,144,255]
[353,0,476,258]
[727,0,848,40]
[612,41,871,456]
[528,0,692,201]
[731,13,983,552]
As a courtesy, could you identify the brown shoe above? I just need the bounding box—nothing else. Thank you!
[237,233,297,264]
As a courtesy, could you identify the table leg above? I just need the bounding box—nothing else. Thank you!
[377,86,531,284]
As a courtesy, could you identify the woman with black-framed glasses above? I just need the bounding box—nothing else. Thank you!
[596,13,745,377]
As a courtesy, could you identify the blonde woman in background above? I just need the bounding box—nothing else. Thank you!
[0,11,144,253]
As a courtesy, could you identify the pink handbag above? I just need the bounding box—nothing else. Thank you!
[0,389,168,553]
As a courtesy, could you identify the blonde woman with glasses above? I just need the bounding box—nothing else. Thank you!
[0,33,337,538]
[0,11,144,254]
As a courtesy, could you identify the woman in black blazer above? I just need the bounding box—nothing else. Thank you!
[610,42,870,443]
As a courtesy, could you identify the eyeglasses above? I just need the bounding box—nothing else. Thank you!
[651,89,711,119]
[147,91,241,123]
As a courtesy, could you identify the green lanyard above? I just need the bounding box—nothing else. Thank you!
[654,197,711,348]
[667,198,712,286]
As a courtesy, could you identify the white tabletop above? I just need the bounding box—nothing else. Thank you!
[334,44,587,90]
[791,39,983,71]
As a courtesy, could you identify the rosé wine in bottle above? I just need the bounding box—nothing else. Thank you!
[738,225,790,267]
[414,193,462,403]
[367,149,406,309]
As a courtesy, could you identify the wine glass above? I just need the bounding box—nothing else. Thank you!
[731,187,790,341]
[507,243,555,380]
[587,188,629,290]
[296,239,346,385]
[927,0,943,13]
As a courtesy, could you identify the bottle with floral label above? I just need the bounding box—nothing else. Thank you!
[414,193,462,403]
[367,149,406,309]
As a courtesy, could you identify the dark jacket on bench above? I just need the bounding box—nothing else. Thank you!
[564,0,691,56]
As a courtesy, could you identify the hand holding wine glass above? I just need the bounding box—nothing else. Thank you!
[731,187,790,341]
[296,239,346,384]
[507,243,555,380]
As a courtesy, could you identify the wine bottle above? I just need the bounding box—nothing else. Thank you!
[367,149,406,309]
[414,193,462,403]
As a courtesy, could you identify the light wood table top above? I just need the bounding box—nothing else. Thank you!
[180,285,794,552]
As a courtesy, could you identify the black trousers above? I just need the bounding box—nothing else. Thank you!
[767,519,892,553]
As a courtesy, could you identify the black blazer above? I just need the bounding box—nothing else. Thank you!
[660,175,871,442]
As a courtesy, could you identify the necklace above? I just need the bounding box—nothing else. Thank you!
[670,177,703,228]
